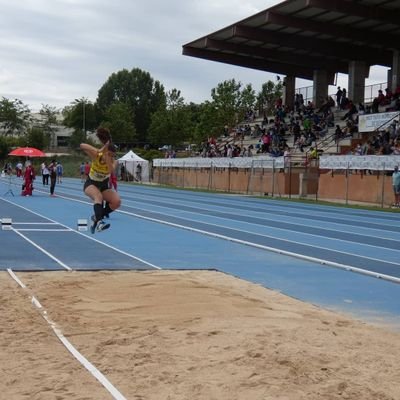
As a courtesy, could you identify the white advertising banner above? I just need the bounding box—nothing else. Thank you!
[320,155,400,171]
[153,156,284,169]
[358,111,399,132]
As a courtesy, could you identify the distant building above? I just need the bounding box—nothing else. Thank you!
[0,111,99,150]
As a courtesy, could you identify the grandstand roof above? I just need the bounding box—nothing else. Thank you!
[182,0,400,81]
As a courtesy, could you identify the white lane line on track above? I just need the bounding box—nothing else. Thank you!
[16,229,71,232]
[120,203,400,266]
[11,222,58,225]
[7,268,128,400]
[38,189,400,283]
[123,195,400,242]
[118,208,400,283]
[11,228,72,271]
[1,197,161,270]
[110,186,400,225]
[122,197,400,248]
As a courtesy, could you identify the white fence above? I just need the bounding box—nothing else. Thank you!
[319,155,400,171]
[154,155,400,171]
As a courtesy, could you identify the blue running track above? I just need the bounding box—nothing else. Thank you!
[1,175,399,330]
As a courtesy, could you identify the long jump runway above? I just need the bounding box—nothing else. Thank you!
[0,194,157,271]
[1,175,400,326]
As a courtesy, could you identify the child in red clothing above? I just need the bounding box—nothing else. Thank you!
[21,162,35,196]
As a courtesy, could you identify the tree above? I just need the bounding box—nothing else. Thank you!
[256,80,283,117]
[238,83,256,120]
[0,97,31,136]
[192,101,220,142]
[38,104,58,148]
[210,79,243,136]
[148,89,190,147]
[101,102,137,146]
[62,98,97,136]
[25,126,48,150]
[0,136,9,159]
[97,68,166,145]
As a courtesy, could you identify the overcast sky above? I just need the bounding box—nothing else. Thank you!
[0,0,389,112]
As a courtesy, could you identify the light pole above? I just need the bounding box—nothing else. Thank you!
[75,98,86,139]
[82,100,86,139]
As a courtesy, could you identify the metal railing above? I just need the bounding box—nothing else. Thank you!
[296,81,388,104]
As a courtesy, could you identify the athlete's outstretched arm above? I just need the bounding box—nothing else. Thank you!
[80,143,98,159]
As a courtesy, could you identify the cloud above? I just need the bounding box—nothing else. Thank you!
[0,0,389,111]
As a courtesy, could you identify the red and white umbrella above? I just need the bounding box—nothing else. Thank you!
[8,147,46,157]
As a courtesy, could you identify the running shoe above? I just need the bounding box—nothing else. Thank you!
[90,215,97,234]
[96,220,110,232]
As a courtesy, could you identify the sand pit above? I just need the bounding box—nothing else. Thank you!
[1,270,400,400]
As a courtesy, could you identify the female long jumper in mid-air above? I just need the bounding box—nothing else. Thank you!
[80,127,121,233]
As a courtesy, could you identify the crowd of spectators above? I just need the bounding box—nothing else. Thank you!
[349,120,400,156]
[199,84,400,159]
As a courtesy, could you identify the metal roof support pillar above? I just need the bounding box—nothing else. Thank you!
[348,60,368,105]
[312,69,328,108]
[390,50,400,92]
[283,75,295,110]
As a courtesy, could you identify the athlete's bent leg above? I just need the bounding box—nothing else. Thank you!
[102,190,121,218]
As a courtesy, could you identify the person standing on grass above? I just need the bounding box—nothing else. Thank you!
[80,127,121,233]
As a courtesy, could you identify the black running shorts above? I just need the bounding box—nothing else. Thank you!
[84,177,110,192]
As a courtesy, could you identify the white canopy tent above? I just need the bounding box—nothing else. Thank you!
[118,150,149,182]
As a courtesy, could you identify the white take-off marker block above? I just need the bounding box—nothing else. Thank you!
[1,218,12,230]
[77,218,88,231]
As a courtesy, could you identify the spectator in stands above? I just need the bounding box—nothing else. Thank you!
[291,121,301,143]
[388,120,398,139]
[358,103,366,115]
[295,133,306,152]
[305,101,314,113]
[385,95,399,111]
[242,145,253,157]
[354,143,363,155]
[294,93,302,112]
[391,141,400,155]
[283,145,291,168]
[392,165,400,207]
[303,116,312,131]
[305,130,316,147]
[341,122,352,138]
[308,146,318,160]
[226,144,233,158]
[325,109,335,127]
[260,132,271,153]
[364,141,374,155]
[385,88,393,104]
[342,100,358,122]
[270,146,282,157]
[318,96,335,115]
[336,87,343,108]
[334,125,343,142]
[275,97,283,109]
[372,89,386,113]
[340,88,348,109]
